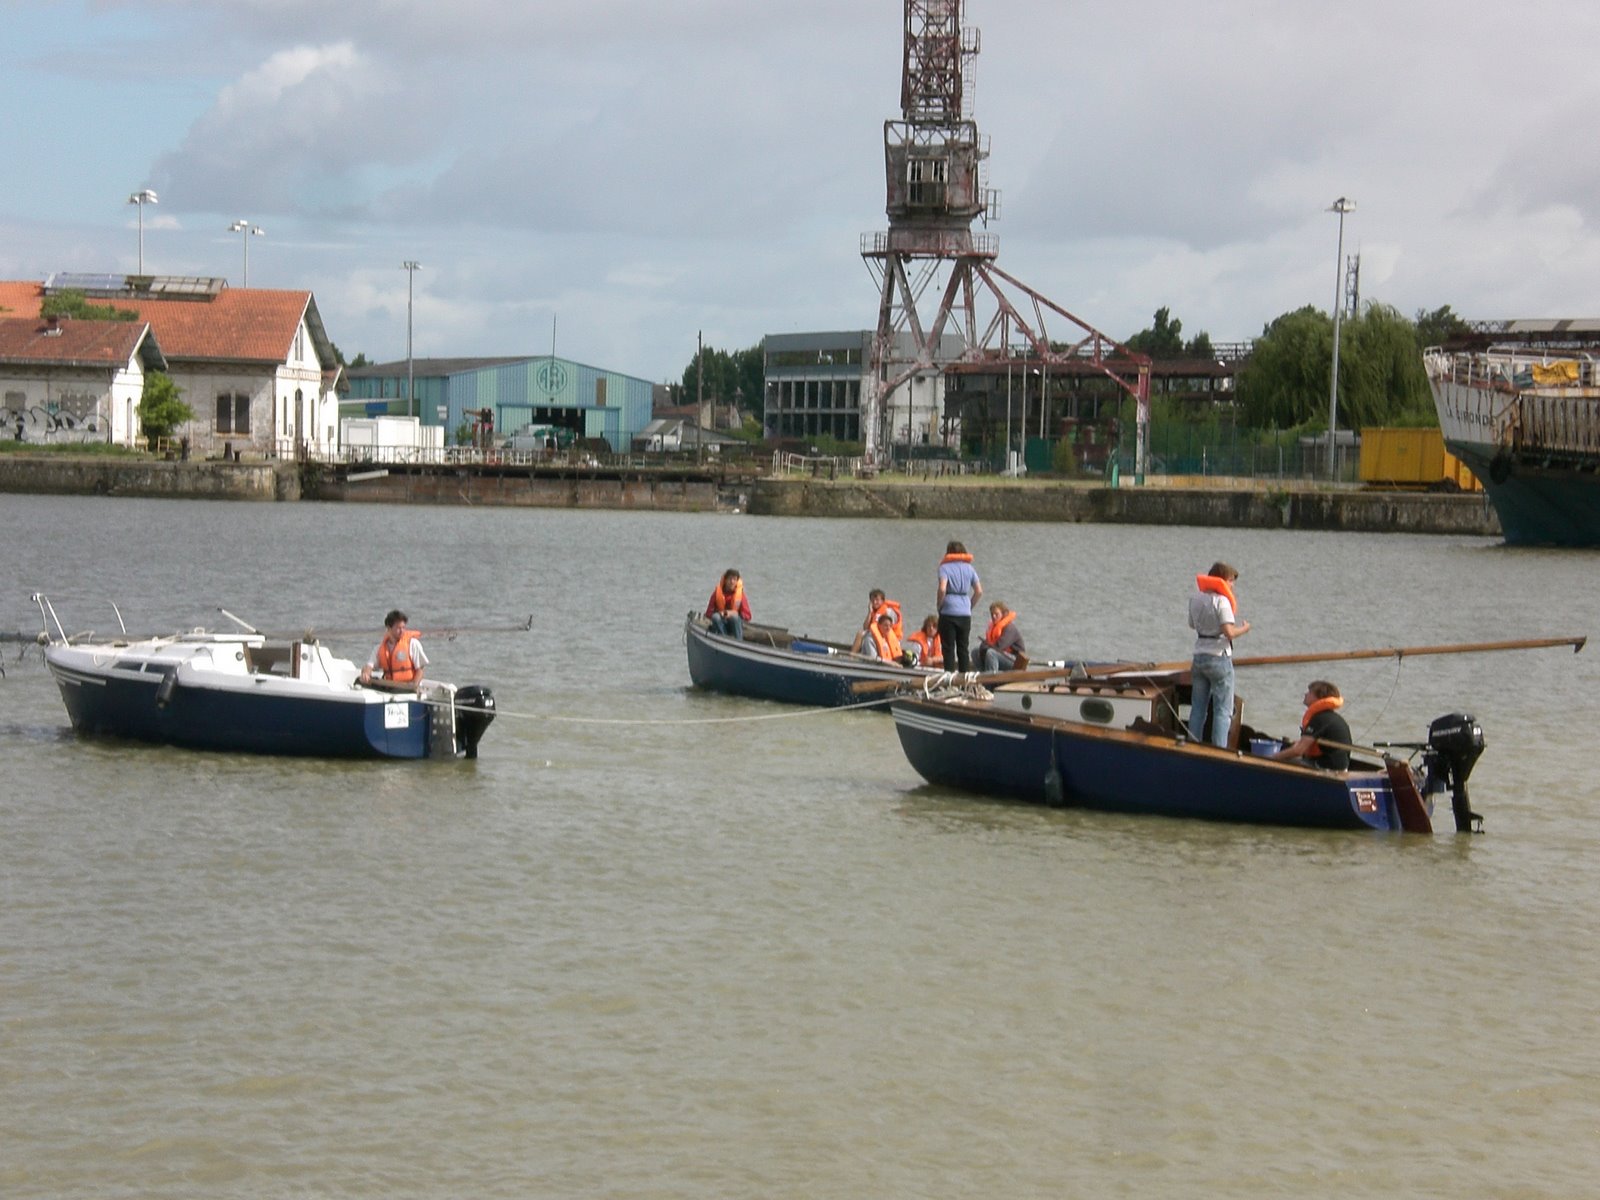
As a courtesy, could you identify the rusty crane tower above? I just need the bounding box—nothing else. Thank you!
[862,0,1151,474]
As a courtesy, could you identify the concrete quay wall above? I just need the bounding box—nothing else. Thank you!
[747,479,1502,537]
[313,468,721,511]
[0,456,295,501]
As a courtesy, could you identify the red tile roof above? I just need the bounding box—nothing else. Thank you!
[0,280,43,318]
[88,288,314,364]
[0,281,326,366]
[0,316,162,370]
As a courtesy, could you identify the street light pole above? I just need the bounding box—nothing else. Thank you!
[403,261,421,420]
[1327,196,1355,481]
[127,190,158,273]
[228,220,264,285]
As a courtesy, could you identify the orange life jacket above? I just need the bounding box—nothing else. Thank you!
[871,598,904,638]
[940,552,974,565]
[1299,695,1344,758]
[377,629,421,683]
[983,609,1018,646]
[869,621,903,663]
[1196,574,1238,610]
[710,580,744,615]
[905,628,942,665]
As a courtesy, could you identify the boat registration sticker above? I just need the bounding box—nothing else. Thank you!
[384,702,411,729]
[1353,789,1379,813]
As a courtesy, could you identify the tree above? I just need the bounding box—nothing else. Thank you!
[1414,305,1470,350]
[137,371,193,446]
[1236,303,1431,430]
[1127,308,1216,361]
[1126,307,1185,358]
[678,342,764,414]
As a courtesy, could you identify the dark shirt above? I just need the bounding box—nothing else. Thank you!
[1305,708,1352,771]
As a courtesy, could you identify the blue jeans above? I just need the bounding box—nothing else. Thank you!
[708,613,744,640]
[1188,653,1234,747]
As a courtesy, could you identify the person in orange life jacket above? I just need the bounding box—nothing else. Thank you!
[850,588,904,653]
[360,609,428,688]
[862,610,911,664]
[1274,681,1352,770]
[705,568,751,639]
[903,614,943,668]
[935,540,983,673]
[1185,561,1250,747]
[977,601,1026,672]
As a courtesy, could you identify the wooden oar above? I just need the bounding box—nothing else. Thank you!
[850,634,1586,695]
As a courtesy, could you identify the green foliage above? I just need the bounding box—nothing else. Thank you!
[1414,304,1470,349]
[1126,307,1185,358]
[1235,303,1432,430]
[678,342,764,413]
[1126,307,1216,360]
[137,371,193,443]
[0,439,144,457]
[40,289,138,322]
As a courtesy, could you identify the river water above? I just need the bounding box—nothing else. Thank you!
[1,494,1597,1198]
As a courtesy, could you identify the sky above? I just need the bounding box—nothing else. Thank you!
[3,0,1598,384]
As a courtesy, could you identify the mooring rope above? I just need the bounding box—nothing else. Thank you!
[421,691,900,726]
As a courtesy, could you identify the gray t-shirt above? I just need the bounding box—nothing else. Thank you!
[1188,592,1235,658]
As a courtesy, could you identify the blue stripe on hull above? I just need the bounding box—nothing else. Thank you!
[53,672,430,758]
[893,700,1408,831]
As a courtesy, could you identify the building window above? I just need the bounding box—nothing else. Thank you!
[216,393,250,435]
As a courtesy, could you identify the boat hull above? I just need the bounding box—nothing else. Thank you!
[685,615,933,707]
[47,649,452,759]
[1443,438,1600,548]
[891,697,1421,832]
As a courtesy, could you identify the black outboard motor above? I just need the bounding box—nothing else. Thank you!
[454,684,497,759]
[1423,713,1486,833]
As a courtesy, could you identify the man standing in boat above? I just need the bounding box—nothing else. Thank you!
[1274,681,1352,770]
[360,609,428,689]
[1186,562,1249,747]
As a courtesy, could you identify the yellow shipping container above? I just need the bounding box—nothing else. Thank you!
[1359,427,1482,491]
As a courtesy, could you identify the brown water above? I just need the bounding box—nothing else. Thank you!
[1,495,1597,1197]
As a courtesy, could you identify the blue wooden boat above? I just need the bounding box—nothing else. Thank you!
[890,675,1486,833]
[685,613,939,707]
[39,598,496,760]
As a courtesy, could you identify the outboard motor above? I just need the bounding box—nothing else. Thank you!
[453,684,497,759]
[1422,713,1486,833]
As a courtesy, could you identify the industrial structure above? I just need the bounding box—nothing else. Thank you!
[860,0,1152,474]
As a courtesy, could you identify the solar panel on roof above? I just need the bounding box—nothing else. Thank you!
[44,272,128,294]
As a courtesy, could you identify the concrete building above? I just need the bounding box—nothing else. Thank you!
[0,315,166,447]
[763,330,961,452]
[0,275,342,459]
[345,355,655,453]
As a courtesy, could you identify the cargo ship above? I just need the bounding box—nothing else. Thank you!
[1424,323,1600,547]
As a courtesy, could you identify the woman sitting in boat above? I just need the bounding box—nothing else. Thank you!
[705,569,751,640]
[1273,681,1352,770]
[977,602,1027,673]
[359,609,428,690]
[862,610,912,665]
[903,614,943,668]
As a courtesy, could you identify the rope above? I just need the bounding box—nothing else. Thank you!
[420,691,896,726]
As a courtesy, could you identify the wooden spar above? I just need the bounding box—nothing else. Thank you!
[848,634,1586,695]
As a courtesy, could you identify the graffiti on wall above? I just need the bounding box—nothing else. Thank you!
[2,391,109,443]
